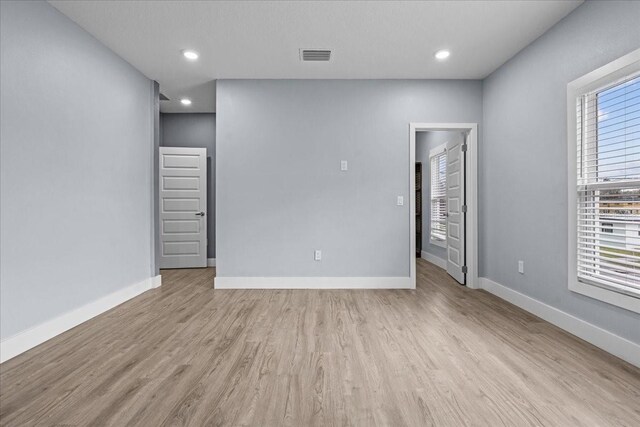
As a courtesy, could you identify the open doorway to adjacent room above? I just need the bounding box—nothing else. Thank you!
[410,123,478,289]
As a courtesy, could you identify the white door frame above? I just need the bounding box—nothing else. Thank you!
[409,123,479,289]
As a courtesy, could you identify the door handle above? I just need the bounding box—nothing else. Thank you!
[195,212,205,217]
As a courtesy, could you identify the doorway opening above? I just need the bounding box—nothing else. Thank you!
[409,123,478,289]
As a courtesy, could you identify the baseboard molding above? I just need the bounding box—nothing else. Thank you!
[421,251,447,269]
[207,258,216,267]
[0,274,162,364]
[151,274,162,288]
[479,277,640,368]
[214,276,412,289]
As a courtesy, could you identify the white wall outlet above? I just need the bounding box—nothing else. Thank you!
[397,196,404,206]
[314,250,322,261]
[518,260,524,274]
[340,160,348,171]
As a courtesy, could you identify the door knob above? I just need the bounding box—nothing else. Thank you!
[195,212,205,217]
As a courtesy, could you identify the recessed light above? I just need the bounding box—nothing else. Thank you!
[435,49,450,60]
[182,49,199,61]
[180,98,192,106]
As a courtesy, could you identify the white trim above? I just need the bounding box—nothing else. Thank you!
[568,48,640,95]
[479,277,640,368]
[421,251,447,269]
[214,276,411,289]
[567,48,640,314]
[150,81,158,276]
[410,123,479,289]
[207,258,216,267]
[570,280,639,314]
[429,142,447,158]
[0,275,161,364]
[151,274,162,288]
[410,127,417,289]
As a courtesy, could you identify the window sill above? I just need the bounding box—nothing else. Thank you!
[570,279,640,314]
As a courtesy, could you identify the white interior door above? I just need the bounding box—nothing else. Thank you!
[446,135,466,284]
[159,147,207,269]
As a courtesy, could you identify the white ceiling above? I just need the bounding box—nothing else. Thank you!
[49,0,583,113]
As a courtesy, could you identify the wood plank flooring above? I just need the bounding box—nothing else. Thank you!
[1,259,639,426]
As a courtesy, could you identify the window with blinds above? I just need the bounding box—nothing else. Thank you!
[576,73,640,298]
[430,146,447,246]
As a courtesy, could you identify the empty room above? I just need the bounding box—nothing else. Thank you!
[1,0,639,425]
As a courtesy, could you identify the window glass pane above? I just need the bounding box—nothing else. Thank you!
[596,76,640,182]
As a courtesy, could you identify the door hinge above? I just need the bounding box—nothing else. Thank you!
[462,204,467,213]
[462,266,468,274]
[461,144,468,152]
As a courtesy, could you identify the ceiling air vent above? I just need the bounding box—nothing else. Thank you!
[300,49,331,62]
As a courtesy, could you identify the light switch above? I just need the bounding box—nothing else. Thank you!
[397,196,404,206]
[340,160,348,171]
[314,250,322,261]
[518,260,524,274]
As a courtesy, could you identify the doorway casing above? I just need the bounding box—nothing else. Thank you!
[409,123,479,289]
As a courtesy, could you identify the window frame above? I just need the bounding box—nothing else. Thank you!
[567,48,640,314]
[429,143,448,248]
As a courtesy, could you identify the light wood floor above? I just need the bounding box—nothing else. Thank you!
[1,259,639,426]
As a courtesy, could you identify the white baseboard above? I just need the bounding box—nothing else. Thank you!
[151,274,162,288]
[0,274,162,364]
[421,251,447,269]
[207,258,216,267]
[214,276,412,289]
[479,277,640,368]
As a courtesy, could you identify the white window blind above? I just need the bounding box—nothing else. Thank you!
[430,147,447,244]
[576,74,640,298]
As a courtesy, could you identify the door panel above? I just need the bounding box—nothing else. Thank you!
[163,198,200,212]
[162,154,200,169]
[446,136,466,284]
[159,147,207,269]
[162,176,200,190]
[163,219,200,234]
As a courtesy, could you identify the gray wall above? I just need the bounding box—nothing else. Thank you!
[416,131,464,261]
[0,1,154,340]
[216,80,482,277]
[160,113,217,258]
[482,0,640,344]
